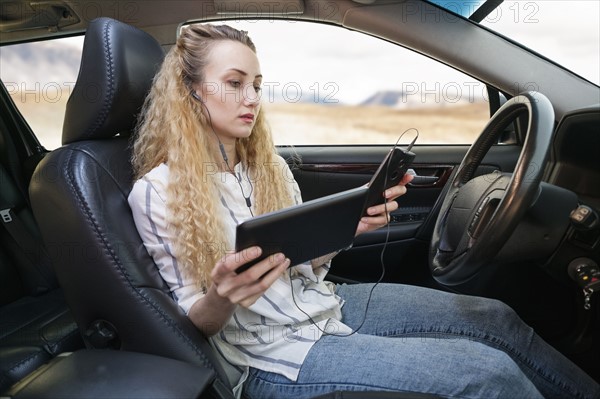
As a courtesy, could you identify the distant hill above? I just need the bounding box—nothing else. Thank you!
[361,89,485,108]
[361,90,405,107]
[361,90,440,108]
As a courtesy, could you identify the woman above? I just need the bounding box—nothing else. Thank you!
[128,24,599,399]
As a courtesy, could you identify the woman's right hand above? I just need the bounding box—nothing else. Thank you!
[210,247,290,308]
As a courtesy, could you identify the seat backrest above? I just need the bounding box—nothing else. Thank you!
[29,17,233,397]
[0,164,55,302]
[0,143,57,299]
[0,241,23,306]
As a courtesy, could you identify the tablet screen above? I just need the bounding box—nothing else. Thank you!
[235,185,368,273]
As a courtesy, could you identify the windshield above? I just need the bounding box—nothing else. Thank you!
[432,0,600,86]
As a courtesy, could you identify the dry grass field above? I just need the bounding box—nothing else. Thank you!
[264,101,490,145]
[9,91,489,149]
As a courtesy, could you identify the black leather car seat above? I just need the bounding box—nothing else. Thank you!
[29,17,234,398]
[29,16,438,399]
[0,131,83,392]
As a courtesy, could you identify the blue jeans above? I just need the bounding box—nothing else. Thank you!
[244,283,600,399]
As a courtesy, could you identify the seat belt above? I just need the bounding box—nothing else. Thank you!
[0,203,39,256]
[0,170,56,291]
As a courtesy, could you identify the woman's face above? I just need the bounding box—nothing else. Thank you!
[196,40,262,145]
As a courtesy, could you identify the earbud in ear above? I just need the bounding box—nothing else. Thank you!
[191,92,203,102]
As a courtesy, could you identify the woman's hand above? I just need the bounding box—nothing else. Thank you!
[210,246,290,308]
[355,173,414,236]
[188,247,288,336]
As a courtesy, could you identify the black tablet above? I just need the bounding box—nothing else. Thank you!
[234,185,368,273]
[234,146,415,273]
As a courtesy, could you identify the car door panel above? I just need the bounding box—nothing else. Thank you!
[278,144,522,283]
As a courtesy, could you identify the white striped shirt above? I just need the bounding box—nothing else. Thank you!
[128,156,351,384]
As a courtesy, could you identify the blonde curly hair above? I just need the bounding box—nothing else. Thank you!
[132,24,293,289]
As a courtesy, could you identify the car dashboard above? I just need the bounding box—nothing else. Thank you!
[549,107,600,210]
[543,106,600,291]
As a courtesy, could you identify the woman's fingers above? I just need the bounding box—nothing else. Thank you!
[383,183,407,201]
[363,174,413,217]
[360,213,389,227]
[359,186,401,232]
[237,258,290,307]
[364,198,399,218]
[236,253,287,286]
[212,246,263,278]
[213,248,290,305]
[401,172,415,186]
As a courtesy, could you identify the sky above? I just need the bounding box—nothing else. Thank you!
[2,0,599,106]
[226,0,600,104]
[480,0,600,83]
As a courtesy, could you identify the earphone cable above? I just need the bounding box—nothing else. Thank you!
[289,129,418,337]
[289,144,395,338]
[196,94,255,217]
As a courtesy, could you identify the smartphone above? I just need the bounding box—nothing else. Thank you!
[362,147,415,215]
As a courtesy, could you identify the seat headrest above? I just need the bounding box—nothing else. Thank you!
[62,17,164,145]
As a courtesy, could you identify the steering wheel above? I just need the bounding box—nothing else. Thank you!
[429,91,555,286]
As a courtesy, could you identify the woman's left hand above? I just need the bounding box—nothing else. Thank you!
[355,173,414,236]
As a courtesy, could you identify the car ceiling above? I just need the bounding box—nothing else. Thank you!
[1,0,344,43]
[1,0,598,119]
[0,0,501,43]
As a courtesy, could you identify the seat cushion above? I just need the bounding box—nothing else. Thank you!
[0,289,83,392]
[0,346,51,393]
[7,350,216,399]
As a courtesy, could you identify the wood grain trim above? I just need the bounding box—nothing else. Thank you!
[297,163,455,188]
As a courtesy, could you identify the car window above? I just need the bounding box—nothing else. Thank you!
[2,21,491,149]
[480,1,599,86]
[1,36,84,150]
[221,20,490,145]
